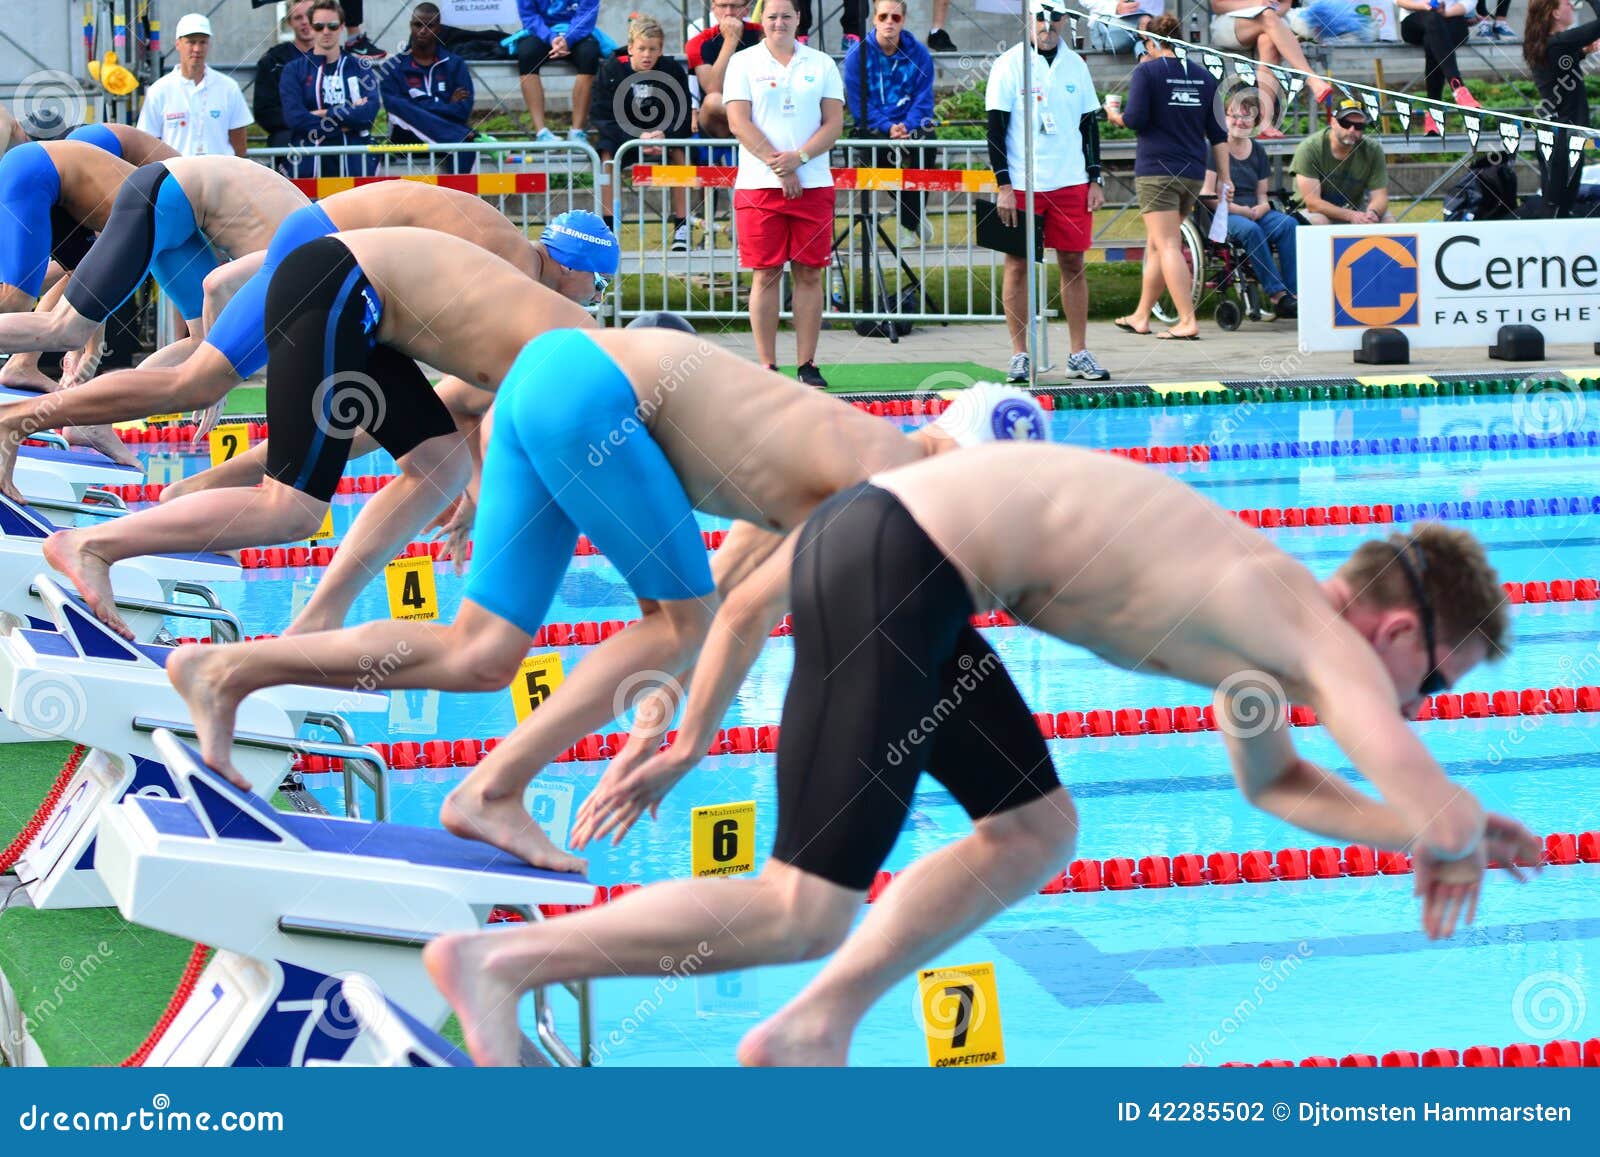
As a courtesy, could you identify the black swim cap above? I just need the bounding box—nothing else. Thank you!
[625,311,696,334]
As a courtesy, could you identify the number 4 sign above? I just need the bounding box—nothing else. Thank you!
[511,652,566,722]
[918,962,1005,1068]
[691,800,755,877]
[384,556,439,621]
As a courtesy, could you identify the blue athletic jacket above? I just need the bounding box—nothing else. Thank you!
[279,50,381,142]
[842,30,936,134]
[380,49,474,143]
[517,0,599,43]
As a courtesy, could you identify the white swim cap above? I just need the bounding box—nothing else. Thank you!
[930,383,1047,448]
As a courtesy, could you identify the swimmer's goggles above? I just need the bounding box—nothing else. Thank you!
[592,272,610,297]
[1391,540,1447,698]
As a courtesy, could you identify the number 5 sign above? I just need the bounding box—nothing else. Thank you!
[511,652,566,722]
[691,800,755,877]
[918,962,1005,1068]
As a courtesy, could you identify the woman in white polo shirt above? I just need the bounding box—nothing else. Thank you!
[723,0,845,388]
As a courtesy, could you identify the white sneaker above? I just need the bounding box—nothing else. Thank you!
[1006,352,1030,382]
[1066,350,1110,381]
[671,221,691,252]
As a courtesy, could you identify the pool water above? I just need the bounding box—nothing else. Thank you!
[141,393,1600,1065]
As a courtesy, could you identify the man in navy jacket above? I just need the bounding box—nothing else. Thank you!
[382,3,477,173]
[279,0,380,177]
[842,0,937,237]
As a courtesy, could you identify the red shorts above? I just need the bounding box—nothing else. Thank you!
[1028,183,1092,254]
[734,186,836,269]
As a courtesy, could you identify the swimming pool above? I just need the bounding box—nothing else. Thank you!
[137,389,1600,1065]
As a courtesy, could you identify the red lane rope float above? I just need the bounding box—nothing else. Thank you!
[494,834,1595,917]
[0,745,87,873]
[1232,1037,1600,1068]
[291,682,1600,776]
[121,942,212,1068]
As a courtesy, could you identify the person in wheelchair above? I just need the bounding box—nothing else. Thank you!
[1199,89,1298,321]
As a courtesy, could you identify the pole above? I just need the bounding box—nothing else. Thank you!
[1021,5,1037,388]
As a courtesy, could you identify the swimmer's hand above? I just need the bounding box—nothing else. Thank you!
[426,493,475,576]
[191,399,226,443]
[1482,812,1543,881]
[1412,844,1485,940]
[570,740,697,849]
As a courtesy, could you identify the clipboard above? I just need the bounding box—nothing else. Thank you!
[973,197,1048,261]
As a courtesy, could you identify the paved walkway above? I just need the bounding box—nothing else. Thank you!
[691,317,1600,387]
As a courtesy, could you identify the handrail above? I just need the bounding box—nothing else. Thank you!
[27,582,242,644]
[129,715,391,822]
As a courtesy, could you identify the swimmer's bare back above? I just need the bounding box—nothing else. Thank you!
[591,330,929,531]
[332,227,596,390]
[871,441,1335,693]
[103,124,179,168]
[323,182,543,280]
[164,155,309,260]
[43,141,134,232]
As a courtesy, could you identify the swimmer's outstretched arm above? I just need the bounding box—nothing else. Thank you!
[572,528,799,849]
[0,291,101,354]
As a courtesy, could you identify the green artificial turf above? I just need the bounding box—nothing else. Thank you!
[222,384,266,416]
[768,360,998,393]
[0,907,194,1067]
[0,741,77,849]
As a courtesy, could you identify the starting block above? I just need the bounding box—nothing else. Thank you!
[0,576,387,909]
[13,437,143,503]
[0,492,240,644]
[97,731,594,1067]
[312,976,473,1067]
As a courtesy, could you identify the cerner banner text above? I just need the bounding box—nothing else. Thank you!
[1296,219,1600,351]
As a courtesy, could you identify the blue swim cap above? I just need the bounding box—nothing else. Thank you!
[626,311,695,333]
[541,210,620,276]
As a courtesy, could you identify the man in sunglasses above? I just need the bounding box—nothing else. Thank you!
[1289,99,1395,225]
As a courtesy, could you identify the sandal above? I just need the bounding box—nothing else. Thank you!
[1155,330,1200,341]
[1113,316,1151,334]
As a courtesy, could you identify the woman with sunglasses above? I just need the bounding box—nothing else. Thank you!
[1200,89,1298,319]
[1524,0,1600,218]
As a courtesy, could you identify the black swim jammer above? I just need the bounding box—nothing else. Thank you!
[770,483,1062,891]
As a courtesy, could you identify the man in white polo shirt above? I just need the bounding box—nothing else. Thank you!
[137,13,253,157]
[986,0,1108,383]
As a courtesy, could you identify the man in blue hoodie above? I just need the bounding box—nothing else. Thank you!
[515,0,601,143]
[279,0,380,177]
[843,0,937,239]
[381,3,477,173]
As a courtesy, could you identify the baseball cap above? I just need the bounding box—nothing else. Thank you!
[1334,99,1368,124]
[174,13,212,39]
[1030,0,1068,20]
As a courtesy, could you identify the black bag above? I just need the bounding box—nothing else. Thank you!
[853,285,920,338]
[1444,156,1520,222]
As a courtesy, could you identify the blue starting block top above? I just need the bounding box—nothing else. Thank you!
[0,492,234,567]
[137,737,591,885]
[18,442,142,474]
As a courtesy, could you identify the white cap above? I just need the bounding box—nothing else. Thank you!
[174,13,212,39]
[1029,0,1069,18]
[931,383,1047,448]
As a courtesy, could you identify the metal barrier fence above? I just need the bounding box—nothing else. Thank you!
[244,139,604,236]
[610,136,1055,336]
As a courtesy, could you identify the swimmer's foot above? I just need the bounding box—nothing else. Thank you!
[167,644,251,789]
[441,786,588,874]
[65,424,140,467]
[738,1003,850,1066]
[0,361,59,392]
[42,531,133,639]
[423,931,528,1067]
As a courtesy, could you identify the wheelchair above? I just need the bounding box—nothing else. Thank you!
[1151,195,1295,331]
